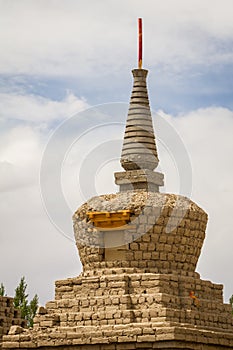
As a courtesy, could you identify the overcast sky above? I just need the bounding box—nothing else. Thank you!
[0,0,233,305]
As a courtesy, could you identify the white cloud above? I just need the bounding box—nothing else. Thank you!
[0,184,80,303]
[0,0,233,76]
[0,92,88,122]
[0,126,41,191]
[0,89,89,192]
[0,87,90,302]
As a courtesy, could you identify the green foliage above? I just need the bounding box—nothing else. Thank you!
[0,282,6,296]
[230,295,233,315]
[14,277,28,313]
[27,294,39,327]
[13,277,39,327]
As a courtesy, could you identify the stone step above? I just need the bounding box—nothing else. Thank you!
[124,125,154,133]
[122,143,156,151]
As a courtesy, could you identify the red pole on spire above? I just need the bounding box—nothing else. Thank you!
[138,18,143,69]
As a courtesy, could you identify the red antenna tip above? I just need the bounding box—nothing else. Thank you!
[138,18,143,69]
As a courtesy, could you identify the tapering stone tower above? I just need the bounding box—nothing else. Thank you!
[2,19,233,350]
[115,68,164,192]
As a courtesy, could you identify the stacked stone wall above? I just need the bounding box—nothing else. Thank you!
[52,272,232,331]
[2,269,233,349]
[0,296,26,348]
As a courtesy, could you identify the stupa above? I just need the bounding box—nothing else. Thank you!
[2,18,233,350]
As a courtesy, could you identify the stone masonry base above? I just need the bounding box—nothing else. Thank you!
[2,271,233,349]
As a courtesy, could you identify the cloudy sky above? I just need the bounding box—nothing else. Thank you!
[0,0,233,305]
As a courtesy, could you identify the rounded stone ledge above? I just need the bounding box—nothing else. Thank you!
[128,105,151,113]
[121,148,157,156]
[121,154,158,171]
[130,92,149,98]
[73,191,207,274]
[125,125,154,132]
[122,143,157,151]
[125,119,154,127]
[124,131,155,138]
[123,138,155,145]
